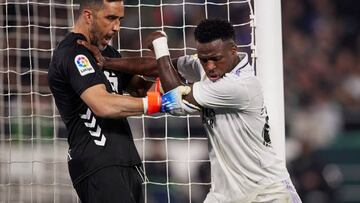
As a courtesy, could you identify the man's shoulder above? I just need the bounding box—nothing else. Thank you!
[54,33,86,52]
[53,33,93,63]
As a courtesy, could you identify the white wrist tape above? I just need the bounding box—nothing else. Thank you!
[142,97,148,114]
[152,37,170,60]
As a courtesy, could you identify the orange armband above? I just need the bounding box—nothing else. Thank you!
[143,91,162,114]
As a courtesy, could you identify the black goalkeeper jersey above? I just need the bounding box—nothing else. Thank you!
[48,33,141,185]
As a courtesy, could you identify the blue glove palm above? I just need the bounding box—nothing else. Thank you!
[161,86,200,115]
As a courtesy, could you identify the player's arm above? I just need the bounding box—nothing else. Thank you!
[77,40,158,77]
[146,31,201,110]
[81,84,144,117]
[80,84,163,118]
[104,56,158,77]
[77,39,183,98]
[68,49,163,117]
[122,59,181,98]
[125,75,153,97]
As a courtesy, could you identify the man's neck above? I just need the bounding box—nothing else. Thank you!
[232,53,242,69]
[72,19,90,42]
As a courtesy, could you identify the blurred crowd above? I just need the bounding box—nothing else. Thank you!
[283,0,359,150]
[282,0,360,202]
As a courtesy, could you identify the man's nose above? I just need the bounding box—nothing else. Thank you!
[205,61,216,71]
[113,21,120,32]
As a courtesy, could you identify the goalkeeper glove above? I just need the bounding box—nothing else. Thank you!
[161,86,200,116]
[142,86,200,115]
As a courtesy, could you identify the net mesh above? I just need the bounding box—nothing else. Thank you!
[0,0,255,202]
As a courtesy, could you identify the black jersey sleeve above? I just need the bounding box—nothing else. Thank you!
[66,48,104,96]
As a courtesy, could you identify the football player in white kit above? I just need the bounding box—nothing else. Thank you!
[147,18,302,203]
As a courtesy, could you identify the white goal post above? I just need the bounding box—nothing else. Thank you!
[254,0,286,162]
[0,0,285,202]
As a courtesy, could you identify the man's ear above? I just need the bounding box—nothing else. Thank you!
[82,9,93,25]
[231,43,237,55]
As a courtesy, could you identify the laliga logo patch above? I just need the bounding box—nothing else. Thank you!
[74,54,95,76]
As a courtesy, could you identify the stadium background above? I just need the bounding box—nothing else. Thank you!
[0,0,359,202]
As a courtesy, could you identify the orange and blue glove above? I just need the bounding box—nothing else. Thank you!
[143,86,200,115]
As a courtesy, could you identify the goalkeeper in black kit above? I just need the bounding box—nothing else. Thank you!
[48,0,184,202]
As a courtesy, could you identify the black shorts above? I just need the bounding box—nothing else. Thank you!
[74,165,144,203]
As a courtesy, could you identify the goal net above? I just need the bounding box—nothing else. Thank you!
[0,0,255,202]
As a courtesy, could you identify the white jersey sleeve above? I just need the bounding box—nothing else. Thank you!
[193,74,256,109]
[176,53,263,110]
[192,65,263,110]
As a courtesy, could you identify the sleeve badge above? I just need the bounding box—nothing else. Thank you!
[74,54,95,76]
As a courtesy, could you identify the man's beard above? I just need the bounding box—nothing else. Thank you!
[89,24,107,51]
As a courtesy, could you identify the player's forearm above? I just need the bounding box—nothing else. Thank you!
[81,85,145,118]
[126,75,154,97]
[157,56,183,92]
[92,94,144,118]
[103,57,158,77]
[149,31,199,106]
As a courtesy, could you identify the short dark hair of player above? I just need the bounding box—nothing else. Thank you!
[73,0,123,15]
[194,18,235,44]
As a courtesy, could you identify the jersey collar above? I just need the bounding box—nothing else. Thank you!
[230,52,253,76]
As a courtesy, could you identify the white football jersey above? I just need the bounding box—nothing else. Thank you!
[177,53,290,202]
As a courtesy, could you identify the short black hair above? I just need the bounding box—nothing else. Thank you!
[73,0,122,19]
[194,18,235,43]
[74,0,122,12]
